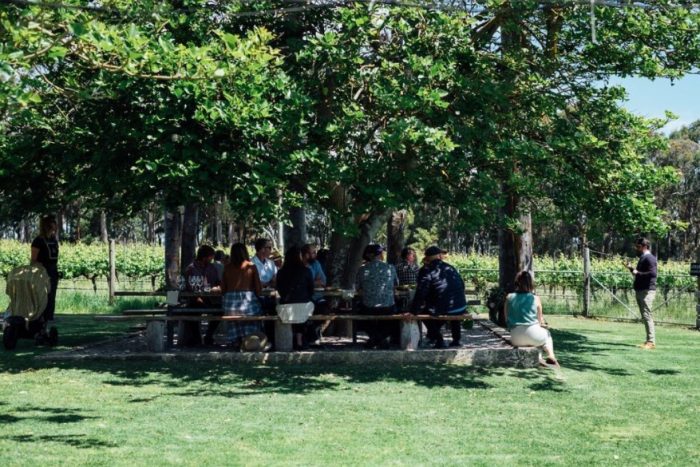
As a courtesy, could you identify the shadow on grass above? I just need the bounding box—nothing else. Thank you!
[0,315,592,396]
[0,406,97,425]
[104,362,497,397]
[648,368,680,375]
[6,434,117,449]
[549,328,633,377]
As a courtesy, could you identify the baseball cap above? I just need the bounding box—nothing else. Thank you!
[363,243,384,260]
[424,245,447,257]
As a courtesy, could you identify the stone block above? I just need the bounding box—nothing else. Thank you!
[274,321,293,352]
[146,320,165,352]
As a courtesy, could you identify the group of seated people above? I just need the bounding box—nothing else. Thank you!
[181,239,557,362]
[181,239,328,349]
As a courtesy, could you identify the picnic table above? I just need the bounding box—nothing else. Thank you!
[104,287,481,352]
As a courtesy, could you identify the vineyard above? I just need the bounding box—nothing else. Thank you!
[1,240,696,291]
[1,240,696,323]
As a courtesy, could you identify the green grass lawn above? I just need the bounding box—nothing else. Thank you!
[1,315,699,465]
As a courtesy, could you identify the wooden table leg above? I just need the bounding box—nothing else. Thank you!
[166,320,175,350]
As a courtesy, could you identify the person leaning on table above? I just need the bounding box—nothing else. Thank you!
[410,246,466,349]
[504,270,559,367]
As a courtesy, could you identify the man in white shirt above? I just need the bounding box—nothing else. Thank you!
[251,238,277,288]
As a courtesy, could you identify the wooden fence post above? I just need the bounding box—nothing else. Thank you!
[695,254,700,330]
[108,239,116,305]
[583,246,591,317]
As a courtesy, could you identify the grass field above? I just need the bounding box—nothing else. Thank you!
[1,315,699,465]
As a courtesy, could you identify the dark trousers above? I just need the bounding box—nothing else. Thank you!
[44,275,58,321]
[360,304,398,344]
[259,296,277,345]
[425,319,462,343]
[204,320,220,342]
[181,299,220,347]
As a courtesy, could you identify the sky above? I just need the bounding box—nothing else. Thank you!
[609,74,700,135]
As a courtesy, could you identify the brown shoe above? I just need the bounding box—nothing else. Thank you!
[640,342,656,350]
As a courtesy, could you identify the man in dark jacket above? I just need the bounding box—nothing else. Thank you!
[626,237,658,349]
[411,246,467,348]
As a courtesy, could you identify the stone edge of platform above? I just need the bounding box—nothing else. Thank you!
[36,347,539,367]
[35,319,539,367]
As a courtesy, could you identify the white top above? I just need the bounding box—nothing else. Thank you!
[252,255,277,284]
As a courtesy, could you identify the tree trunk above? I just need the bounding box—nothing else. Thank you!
[498,193,533,293]
[100,211,108,243]
[18,219,27,242]
[386,209,408,265]
[327,231,350,288]
[228,223,235,245]
[146,208,156,245]
[341,212,389,288]
[74,203,81,242]
[214,198,223,246]
[181,203,199,272]
[164,207,183,289]
[284,206,307,250]
[55,210,64,241]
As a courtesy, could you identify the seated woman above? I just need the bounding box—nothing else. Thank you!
[504,270,559,367]
[221,243,263,349]
[276,246,315,350]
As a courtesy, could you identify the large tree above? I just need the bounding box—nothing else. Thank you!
[3,1,699,290]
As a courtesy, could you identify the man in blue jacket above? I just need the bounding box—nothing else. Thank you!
[411,246,467,348]
[626,237,658,349]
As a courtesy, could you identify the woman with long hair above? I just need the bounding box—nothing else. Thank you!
[276,246,315,350]
[30,215,59,322]
[221,243,263,349]
[504,270,559,367]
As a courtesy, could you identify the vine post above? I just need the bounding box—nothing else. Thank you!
[583,246,591,317]
[695,250,700,329]
[108,239,116,305]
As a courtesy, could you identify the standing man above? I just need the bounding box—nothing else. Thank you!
[411,246,467,348]
[626,237,657,349]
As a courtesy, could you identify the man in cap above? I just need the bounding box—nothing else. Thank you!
[411,245,467,348]
[355,243,399,349]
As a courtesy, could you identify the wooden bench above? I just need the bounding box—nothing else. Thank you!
[96,312,472,353]
[121,309,167,316]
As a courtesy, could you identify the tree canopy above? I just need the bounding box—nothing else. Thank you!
[2,1,699,265]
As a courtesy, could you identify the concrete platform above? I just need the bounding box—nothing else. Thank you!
[37,320,540,367]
